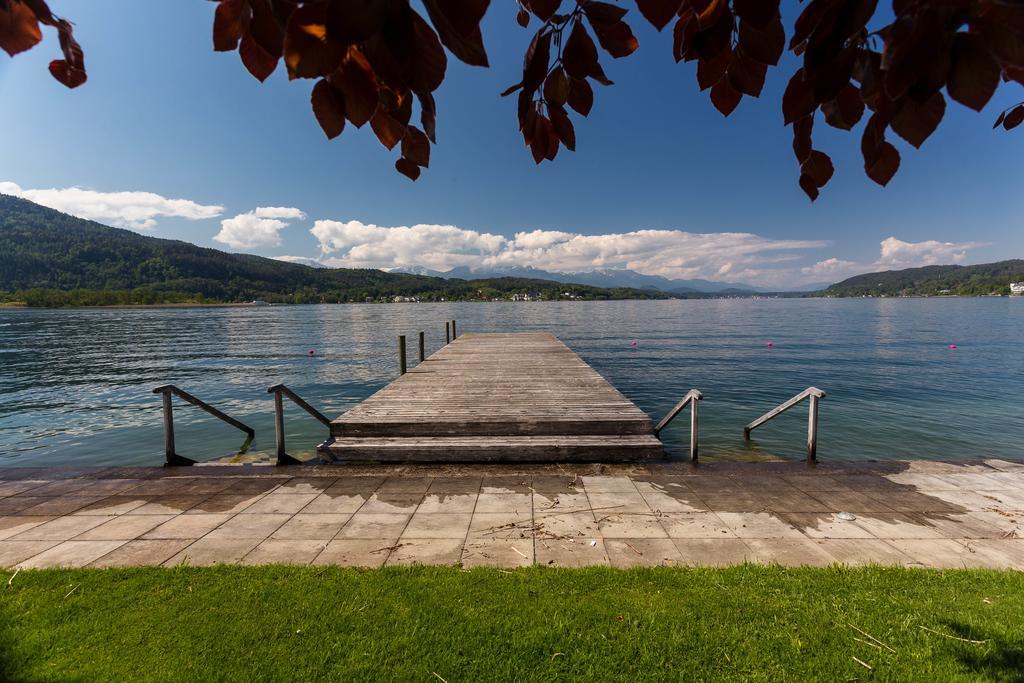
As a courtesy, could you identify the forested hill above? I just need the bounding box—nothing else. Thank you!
[0,195,671,306]
[824,260,1024,297]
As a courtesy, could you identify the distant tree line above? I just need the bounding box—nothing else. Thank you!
[824,260,1024,297]
[0,196,673,307]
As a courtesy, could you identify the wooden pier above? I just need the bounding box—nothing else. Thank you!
[320,332,664,462]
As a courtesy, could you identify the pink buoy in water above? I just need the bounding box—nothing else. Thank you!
[767,341,773,348]
[308,349,316,356]
[948,344,957,349]
[631,340,638,347]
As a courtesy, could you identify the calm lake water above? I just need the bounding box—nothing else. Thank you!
[1,299,1022,467]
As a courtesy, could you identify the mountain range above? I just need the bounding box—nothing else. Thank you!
[392,265,787,293]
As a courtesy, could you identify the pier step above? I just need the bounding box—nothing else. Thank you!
[331,416,653,437]
[319,435,664,463]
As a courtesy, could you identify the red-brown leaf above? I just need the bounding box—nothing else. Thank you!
[710,78,742,116]
[418,90,437,142]
[549,105,576,150]
[563,20,599,80]
[422,0,490,68]
[584,1,628,26]
[728,52,767,97]
[891,91,945,148]
[567,77,593,116]
[402,125,431,167]
[395,157,421,180]
[284,3,343,80]
[240,30,278,81]
[947,32,1000,112]
[801,149,834,187]
[792,114,813,162]
[311,78,347,139]
[821,82,864,130]
[589,19,639,59]
[0,0,42,56]
[799,173,820,201]
[635,0,680,32]
[864,139,900,186]
[1004,104,1024,130]
[409,10,448,92]
[371,108,407,150]
[734,0,779,28]
[544,68,570,106]
[517,8,530,28]
[782,68,816,124]
[738,17,784,66]
[672,11,697,63]
[326,0,390,46]
[213,0,249,52]
[528,0,560,22]
[331,48,379,127]
[523,29,551,90]
[696,47,731,91]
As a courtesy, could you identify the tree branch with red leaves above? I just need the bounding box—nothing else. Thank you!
[2,0,1022,199]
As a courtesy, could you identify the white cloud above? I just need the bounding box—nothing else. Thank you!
[804,237,986,284]
[0,181,222,231]
[215,207,307,250]
[876,236,985,269]
[802,257,861,278]
[310,219,828,284]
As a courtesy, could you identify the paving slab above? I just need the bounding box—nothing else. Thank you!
[672,538,753,566]
[812,539,913,566]
[535,538,609,567]
[75,514,176,541]
[462,539,534,567]
[272,513,351,540]
[605,538,682,567]
[387,539,464,566]
[142,513,233,540]
[164,538,262,567]
[0,540,61,567]
[90,539,194,567]
[17,540,127,568]
[242,539,328,565]
[336,513,411,541]
[205,513,291,540]
[401,512,473,539]
[0,516,53,541]
[312,539,391,567]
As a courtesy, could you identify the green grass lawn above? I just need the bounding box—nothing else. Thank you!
[2,565,1022,681]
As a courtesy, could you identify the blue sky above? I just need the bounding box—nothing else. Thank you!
[1,0,1021,287]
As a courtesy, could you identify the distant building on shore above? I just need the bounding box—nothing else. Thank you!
[1011,282,1024,296]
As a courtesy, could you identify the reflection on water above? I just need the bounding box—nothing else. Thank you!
[1,298,1022,467]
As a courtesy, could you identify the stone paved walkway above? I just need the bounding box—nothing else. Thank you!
[1,459,1022,570]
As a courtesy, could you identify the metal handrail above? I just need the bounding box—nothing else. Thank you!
[152,385,255,466]
[267,384,331,466]
[653,389,703,463]
[743,387,825,464]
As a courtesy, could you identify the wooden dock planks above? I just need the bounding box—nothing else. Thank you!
[321,332,663,462]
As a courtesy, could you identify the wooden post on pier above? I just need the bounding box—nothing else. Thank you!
[418,331,425,363]
[807,393,819,465]
[689,395,699,462]
[399,335,407,375]
[161,390,176,462]
[273,389,286,461]
[451,319,457,338]
[445,322,450,344]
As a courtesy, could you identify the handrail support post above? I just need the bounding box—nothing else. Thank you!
[807,393,819,465]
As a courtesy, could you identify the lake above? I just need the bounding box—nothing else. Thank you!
[1,299,1022,467]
